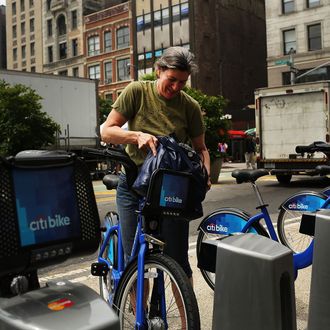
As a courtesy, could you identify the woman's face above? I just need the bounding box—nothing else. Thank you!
[156,69,190,99]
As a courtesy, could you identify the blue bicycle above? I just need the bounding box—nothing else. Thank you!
[84,147,200,330]
[276,142,330,254]
[196,167,326,290]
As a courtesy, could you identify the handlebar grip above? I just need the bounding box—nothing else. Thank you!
[295,145,312,153]
[82,147,105,157]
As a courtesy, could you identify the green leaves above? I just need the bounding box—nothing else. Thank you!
[184,87,231,161]
[0,80,60,156]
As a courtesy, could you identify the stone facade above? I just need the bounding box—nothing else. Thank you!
[0,5,6,69]
[6,0,43,72]
[266,0,330,86]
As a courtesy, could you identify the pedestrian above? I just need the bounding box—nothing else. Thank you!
[101,46,210,284]
[245,135,256,169]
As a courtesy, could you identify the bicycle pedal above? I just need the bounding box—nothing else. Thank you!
[91,262,108,276]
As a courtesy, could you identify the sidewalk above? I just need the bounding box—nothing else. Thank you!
[217,161,246,183]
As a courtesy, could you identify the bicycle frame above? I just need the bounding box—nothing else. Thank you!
[98,202,168,329]
[240,182,319,276]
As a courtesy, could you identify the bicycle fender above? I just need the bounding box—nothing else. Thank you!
[321,186,330,196]
[198,207,268,237]
[279,191,327,212]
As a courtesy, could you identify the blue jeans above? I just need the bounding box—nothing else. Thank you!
[116,173,192,278]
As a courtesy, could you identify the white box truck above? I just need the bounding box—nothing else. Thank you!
[0,69,105,177]
[255,81,330,183]
[0,69,99,152]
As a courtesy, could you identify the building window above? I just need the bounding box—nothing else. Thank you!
[72,67,79,77]
[116,27,129,49]
[12,2,16,15]
[88,64,100,80]
[104,62,112,83]
[59,70,68,76]
[88,35,100,56]
[136,14,151,32]
[104,31,112,52]
[21,21,25,35]
[13,25,17,38]
[172,2,189,22]
[162,8,169,24]
[59,42,67,59]
[20,0,25,11]
[48,46,53,63]
[308,23,321,51]
[13,48,17,61]
[282,0,294,14]
[71,10,77,30]
[307,0,320,8]
[117,58,130,81]
[47,19,52,37]
[30,42,35,57]
[105,93,113,101]
[29,0,34,7]
[31,66,35,72]
[57,14,66,36]
[283,29,296,54]
[30,18,34,33]
[47,0,51,11]
[72,38,78,56]
[21,45,26,59]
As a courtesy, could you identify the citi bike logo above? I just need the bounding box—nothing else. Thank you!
[29,214,71,231]
[287,202,308,210]
[164,196,183,204]
[206,223,228,233]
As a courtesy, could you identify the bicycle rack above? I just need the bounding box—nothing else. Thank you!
[308,209,330,329]
[210,233,297,330]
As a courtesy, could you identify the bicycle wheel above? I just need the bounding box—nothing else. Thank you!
[197,208,269,291]
[113,253,200,330]
[277,192,327,254]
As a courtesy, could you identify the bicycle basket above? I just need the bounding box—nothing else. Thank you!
[141,168,203,220]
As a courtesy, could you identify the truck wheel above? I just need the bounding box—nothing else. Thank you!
[276,174,292,184]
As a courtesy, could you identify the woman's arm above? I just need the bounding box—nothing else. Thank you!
[101,109,158,156]
[191,134,211,189]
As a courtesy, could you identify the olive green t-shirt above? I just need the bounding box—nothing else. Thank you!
[112,81,205,166]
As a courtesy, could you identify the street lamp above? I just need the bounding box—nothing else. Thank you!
[288,48,298,85]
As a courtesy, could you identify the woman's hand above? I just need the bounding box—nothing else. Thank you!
[137,132,158,156]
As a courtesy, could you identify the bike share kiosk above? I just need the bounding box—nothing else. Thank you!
[0,150,119,330]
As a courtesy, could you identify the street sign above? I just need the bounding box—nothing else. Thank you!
[275,59,290,65]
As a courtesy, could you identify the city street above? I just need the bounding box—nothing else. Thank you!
[39,163,330,329]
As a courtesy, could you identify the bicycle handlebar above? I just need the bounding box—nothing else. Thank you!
[295,141,330,154]
[82,147,138,187]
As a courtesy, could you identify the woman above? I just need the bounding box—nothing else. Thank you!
[101,46,210,281]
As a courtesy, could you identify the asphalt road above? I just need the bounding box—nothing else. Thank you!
[39,163,330,329]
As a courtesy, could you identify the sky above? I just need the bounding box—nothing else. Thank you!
[0,1,5,6]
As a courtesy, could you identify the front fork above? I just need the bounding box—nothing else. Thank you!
[135,231,166,329]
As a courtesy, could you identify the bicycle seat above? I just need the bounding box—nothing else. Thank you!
[103,174,119,190]
[232,169,269,183]
[316,165,330,176]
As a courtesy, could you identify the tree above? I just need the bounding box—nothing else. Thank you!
[98,97,113,124]
[0,80,60,156]
[184,87,231,161]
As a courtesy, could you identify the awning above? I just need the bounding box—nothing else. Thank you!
[245,128,256,136]
[228,130,246,139]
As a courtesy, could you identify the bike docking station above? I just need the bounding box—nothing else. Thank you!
[198,233,297,330]
[0,150,119,330]
[307,209,330,329]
